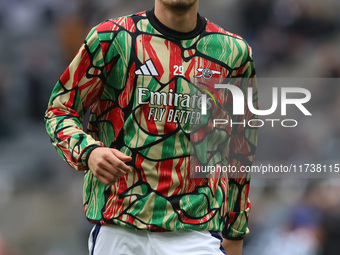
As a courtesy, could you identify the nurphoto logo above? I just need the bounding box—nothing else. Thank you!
[200,83,312,128]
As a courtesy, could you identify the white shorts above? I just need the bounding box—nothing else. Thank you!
[88,224,227,255]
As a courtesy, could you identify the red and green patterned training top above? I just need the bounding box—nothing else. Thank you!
[45,9,258,240]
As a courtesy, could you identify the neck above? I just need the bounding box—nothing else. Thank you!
[154,2,199,33]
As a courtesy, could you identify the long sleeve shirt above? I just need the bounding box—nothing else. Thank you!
[45,9,258,240]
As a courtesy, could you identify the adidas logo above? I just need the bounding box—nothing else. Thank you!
[135,59,159,76]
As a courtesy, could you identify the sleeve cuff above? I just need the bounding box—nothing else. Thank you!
[222,226,249,240]
[81,144,103,170]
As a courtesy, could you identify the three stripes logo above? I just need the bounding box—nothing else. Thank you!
[135,59,159,76]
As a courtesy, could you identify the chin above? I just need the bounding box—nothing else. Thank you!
[160,0,198,10]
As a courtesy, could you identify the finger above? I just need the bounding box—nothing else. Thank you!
[98,159,126,178]
[94,173,113,186]
[112,149,132,162]
[107,151,132,173]
[97,167,117,182]
[95,169,124,186]
[93,156,125,180]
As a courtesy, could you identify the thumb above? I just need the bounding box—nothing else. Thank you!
[112,149,132,162]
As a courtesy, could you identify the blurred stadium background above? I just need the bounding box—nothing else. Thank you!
[0,0,340,254]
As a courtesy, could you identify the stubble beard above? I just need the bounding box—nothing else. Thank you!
[160,0,198,11]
